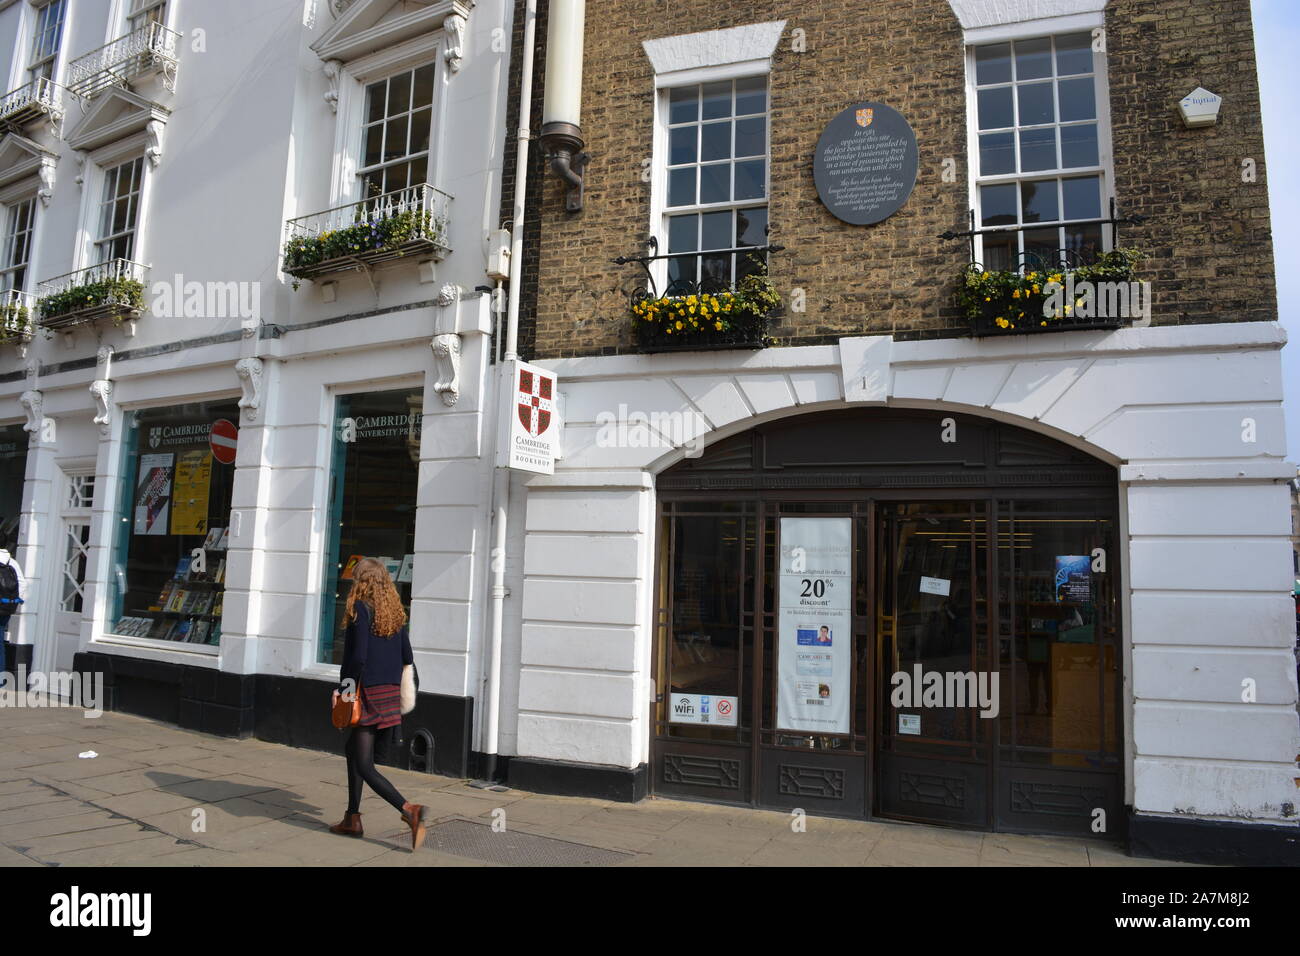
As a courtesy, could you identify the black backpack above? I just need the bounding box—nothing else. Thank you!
[0,560,18,616]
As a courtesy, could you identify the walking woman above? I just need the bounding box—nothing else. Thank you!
[329,557,426,850]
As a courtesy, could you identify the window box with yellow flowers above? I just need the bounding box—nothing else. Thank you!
[631,269,780,353]
[958,248,1142,337]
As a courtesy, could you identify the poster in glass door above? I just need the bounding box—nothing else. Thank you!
[777,517,852,734]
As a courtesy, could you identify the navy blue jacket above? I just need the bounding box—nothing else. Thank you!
[339,600,412,692]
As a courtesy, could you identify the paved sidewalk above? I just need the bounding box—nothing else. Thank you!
[0,706,1189,867]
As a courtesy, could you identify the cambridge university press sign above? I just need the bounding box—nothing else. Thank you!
[813,101,919,225]
[498,359,559,475]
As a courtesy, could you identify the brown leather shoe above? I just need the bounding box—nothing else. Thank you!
[400,802,426,851]
[329,812,363,837]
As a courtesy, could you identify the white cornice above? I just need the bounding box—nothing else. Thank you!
[312,0,474,64]
[0,132,56,190]
[66,88,170,155]
[643,20,786,76]
[946,0,1108,30]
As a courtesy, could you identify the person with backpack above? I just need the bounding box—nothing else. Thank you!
[0,545,26,678]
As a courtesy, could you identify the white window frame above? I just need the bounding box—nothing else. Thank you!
[99,0,176,41]
[26,0,67,85]
[327,37,451,207]
[57,472,94,615]
[73,137,156,272]
[92,155,144,264]
[652,71,771,295]
[964,15,1116,270]
[355,60,438,200]
[0,193,36,293]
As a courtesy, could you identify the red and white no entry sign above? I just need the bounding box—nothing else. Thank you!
[210,419,238,464]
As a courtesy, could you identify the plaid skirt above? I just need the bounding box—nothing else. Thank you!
[358,683,401,729]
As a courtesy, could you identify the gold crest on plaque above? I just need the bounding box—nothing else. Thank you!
[856,108,873,127]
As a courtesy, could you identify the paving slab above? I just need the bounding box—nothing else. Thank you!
[0,704,1193,868]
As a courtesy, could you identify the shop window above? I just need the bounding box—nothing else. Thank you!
[318,387,422,665]
[0,422,29,548]
[109,400,240,644]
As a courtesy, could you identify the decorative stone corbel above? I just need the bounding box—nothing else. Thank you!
[73,150,87,188]
[323,59,343,113]
[145,119,165,167]
[89,380,113,434]
[19,389,42,436]
[235,356,265,422]
[37,157,55,206]
[431,282,462,407]
[444,13,468,73]
[90,346,114,434]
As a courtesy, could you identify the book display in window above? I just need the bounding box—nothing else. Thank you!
[109,403,241,647]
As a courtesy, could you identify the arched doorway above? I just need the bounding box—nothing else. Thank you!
[651,408,1123,838]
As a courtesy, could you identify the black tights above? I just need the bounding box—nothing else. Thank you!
[345,726,406,814]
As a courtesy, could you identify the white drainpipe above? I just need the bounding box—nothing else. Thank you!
[477,0,540,786]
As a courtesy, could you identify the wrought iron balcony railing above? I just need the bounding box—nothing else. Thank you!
[0,76,65,131]
[941,199,1146,337]
[940,198,1143,273]
[282,183,452,281]
[614,238,785,353]
[0,289,36,343]
[66,21,181,97]
[37,258,148,330]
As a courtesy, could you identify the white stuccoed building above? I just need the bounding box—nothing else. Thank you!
[0,0,505,777]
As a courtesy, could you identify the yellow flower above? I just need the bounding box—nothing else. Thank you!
[675,320,683,330]
[1012,289,1021,299]
[715,321,723,330]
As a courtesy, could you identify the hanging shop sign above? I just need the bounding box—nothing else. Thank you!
[668,693,739,727]
[133,453,174,536]
[170,449,213,535]
[498,359,559,475]
[813,101,918,225]
[776,517,853,734]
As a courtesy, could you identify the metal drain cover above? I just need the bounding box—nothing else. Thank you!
[423,818,633,866]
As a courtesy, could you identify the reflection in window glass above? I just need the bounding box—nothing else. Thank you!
[318,389,423,665]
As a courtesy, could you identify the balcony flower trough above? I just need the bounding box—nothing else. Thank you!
[958,248,1143,336]
[282,184,452,282]
[37,259,147,331]
[0,290,34,345]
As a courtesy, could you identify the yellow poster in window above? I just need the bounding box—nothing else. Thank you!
[170,449,212,535]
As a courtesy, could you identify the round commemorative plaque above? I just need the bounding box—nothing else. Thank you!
[813,102,919,225]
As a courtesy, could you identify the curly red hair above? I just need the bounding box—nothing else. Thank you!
[344,557,407,637]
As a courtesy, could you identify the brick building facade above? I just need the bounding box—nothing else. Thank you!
[515,0,1275,357]
[492,0,1298,865]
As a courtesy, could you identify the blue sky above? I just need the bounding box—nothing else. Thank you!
[1252,0,1299,462]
